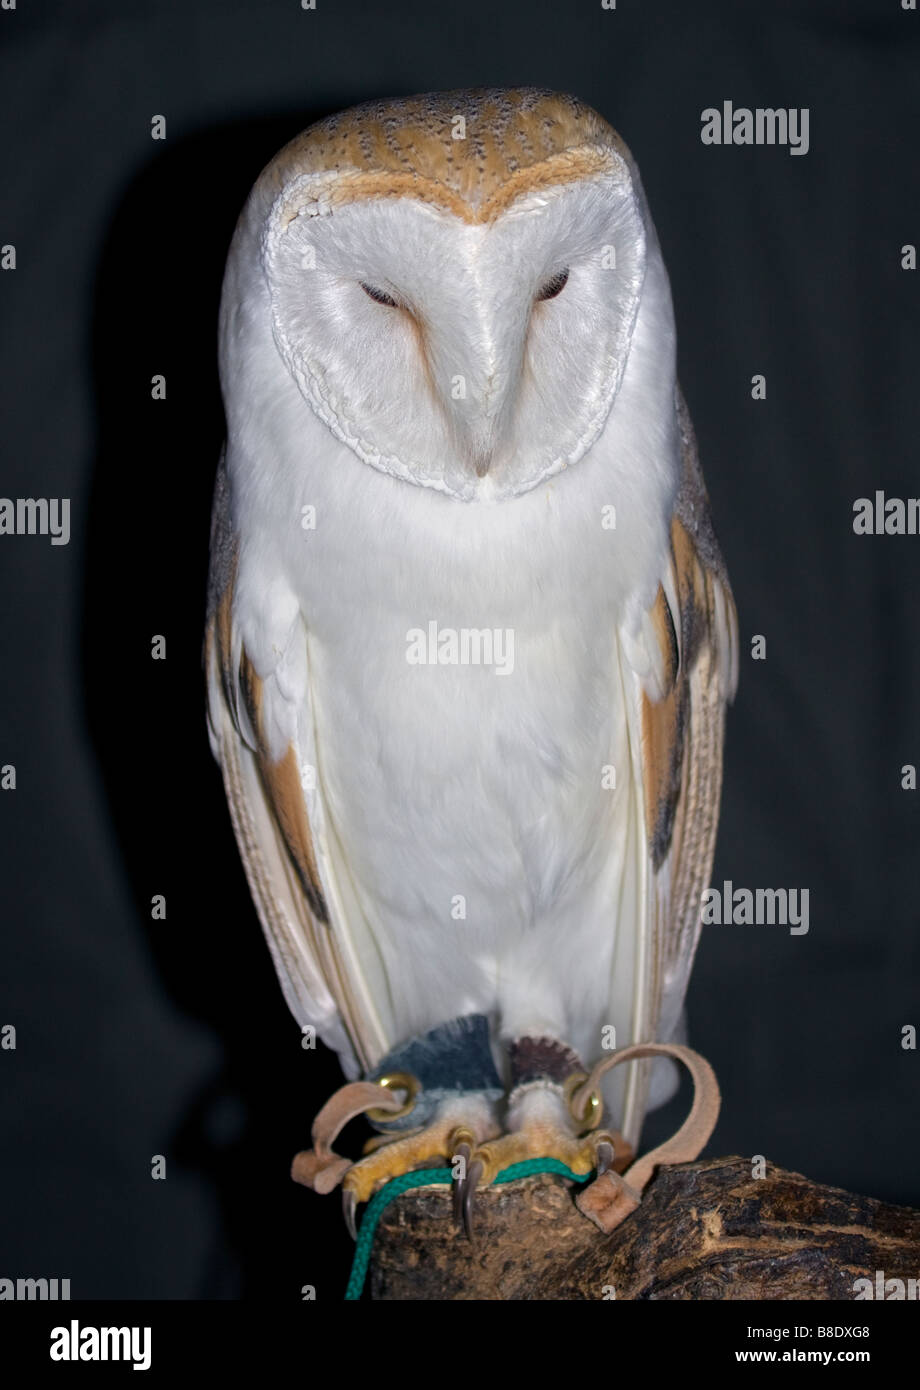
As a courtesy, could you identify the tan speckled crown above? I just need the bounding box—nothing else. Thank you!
[254,87,632,224]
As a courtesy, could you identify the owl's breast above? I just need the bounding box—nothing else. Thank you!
[301,502,637,941]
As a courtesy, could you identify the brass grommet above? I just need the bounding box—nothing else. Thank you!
[366,1071,420,1124]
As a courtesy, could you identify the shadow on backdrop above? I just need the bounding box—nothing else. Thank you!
[83,108,387,1298]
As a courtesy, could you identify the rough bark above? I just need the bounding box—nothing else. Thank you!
[368,1155,920,1300]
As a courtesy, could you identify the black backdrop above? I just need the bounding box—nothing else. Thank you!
[0,0,917,1300]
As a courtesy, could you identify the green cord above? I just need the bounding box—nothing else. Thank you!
[345,1158,592,1300]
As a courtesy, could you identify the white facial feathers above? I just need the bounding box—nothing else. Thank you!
[257,161,649,499]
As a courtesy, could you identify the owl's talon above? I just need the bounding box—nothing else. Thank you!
[451,1138,472,1230]
[342,1187,358,1241]
[596,1138,615,1176]
[461,1159,484,1243]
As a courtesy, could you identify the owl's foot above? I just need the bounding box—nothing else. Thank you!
[461,1040,721,1239]
[291,1015,507,1236]
[340,1101,500,1238]
[447,1039,633,1245]
[448,1034,630,1238]
[456,1116,630,1239]
[465,1117,628,1186]
[291,1075,502,1239]
[454,1061,633,1238]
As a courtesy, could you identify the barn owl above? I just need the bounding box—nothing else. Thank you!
[205,88,737,1236]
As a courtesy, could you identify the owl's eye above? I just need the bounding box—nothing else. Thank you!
[536,268,569,301]
[360,282,399,307]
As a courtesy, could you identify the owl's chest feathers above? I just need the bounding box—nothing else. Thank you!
[312,595,628,920]
[277,471,654,914]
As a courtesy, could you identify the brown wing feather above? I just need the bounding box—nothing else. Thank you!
[204,464,383,1074]
[626,391,738,1139]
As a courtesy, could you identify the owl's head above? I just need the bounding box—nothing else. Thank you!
[224,89,669,501]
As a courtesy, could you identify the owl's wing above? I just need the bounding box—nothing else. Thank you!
[204,457,387,1080]
[615,390,739,1146]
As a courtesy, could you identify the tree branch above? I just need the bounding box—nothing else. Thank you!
[368,1155,920,1300]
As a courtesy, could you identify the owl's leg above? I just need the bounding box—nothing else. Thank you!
[454,1036,633,1236]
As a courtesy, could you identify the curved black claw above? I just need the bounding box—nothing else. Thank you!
[451,1141,472,1230]
[342,1187,358,1241]
[596,1139,615,1177]
[462,1159,484,1244]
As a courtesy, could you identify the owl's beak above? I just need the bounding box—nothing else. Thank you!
[430,297,527,479]
[465,413,504,478]
[456,373,517,479]
[473,450,491,479]
[442,397,505,479]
